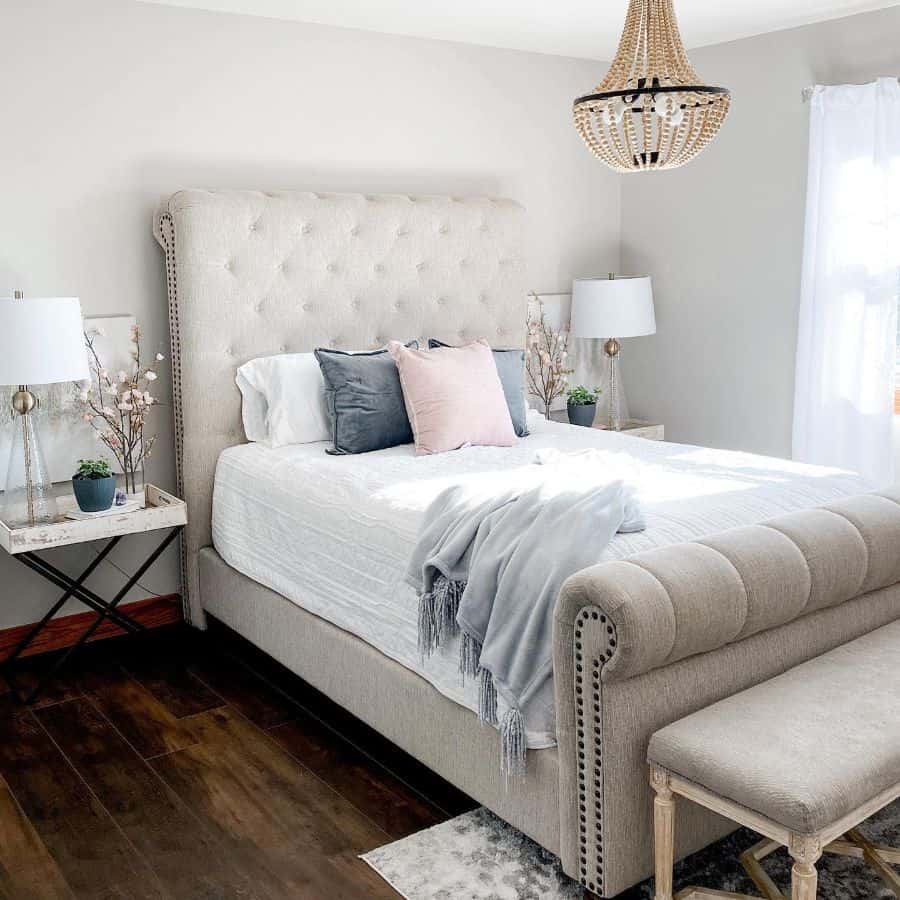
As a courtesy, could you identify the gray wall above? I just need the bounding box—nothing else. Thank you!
[620,6,900,457]
[0,0,618,628]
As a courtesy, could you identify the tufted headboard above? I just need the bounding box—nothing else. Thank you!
[154,190,526,624]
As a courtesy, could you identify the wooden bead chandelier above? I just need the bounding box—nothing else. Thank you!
[574,0,730,172]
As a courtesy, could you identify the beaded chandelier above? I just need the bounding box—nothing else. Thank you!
[574,0,730,172]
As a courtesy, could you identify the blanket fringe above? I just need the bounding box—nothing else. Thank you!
[459,632,482,680]
[436,576,463,644]
[478,668,498,726]
[417,591,437,658]
[420,584,522,779]
[417,575,464,658]
[500,707,526,781]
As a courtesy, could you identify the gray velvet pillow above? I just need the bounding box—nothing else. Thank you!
[428,339,529,437]
[315,343,417,454]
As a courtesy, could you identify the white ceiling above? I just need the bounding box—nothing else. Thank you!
[143,0,900,59]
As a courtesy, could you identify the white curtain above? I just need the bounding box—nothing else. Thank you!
[793,78,900,486]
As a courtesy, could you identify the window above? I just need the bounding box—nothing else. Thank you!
[793,79,900,484]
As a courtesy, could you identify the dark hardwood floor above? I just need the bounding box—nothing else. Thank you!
[0,620,479,900]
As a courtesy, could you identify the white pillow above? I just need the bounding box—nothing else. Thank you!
[235,369,269,442]
[236,353,330,447]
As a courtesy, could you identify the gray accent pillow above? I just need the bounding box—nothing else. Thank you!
[428,339,529,437]
[315,343,417,454]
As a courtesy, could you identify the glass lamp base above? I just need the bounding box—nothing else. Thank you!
[604,346,631,431]
[1,410,58,527]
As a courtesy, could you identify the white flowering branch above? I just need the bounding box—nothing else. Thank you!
[525,293,574,419]
[77,323,165,495]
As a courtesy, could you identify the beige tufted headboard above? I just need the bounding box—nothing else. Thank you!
[154,190,526,625]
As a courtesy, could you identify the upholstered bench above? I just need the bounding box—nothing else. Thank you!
[647,618,900,900]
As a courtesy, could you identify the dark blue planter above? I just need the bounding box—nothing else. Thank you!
[567,402,597,428]
[72,476,116,513]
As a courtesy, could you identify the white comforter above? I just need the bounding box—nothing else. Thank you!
[212,412,869,748]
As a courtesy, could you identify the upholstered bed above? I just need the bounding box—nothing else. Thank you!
[154,190,900,897]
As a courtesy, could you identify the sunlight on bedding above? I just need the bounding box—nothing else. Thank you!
[211,413,870,749]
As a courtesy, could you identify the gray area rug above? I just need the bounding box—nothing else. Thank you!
[362,803,900,899]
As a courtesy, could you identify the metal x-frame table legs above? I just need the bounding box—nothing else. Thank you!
[2,525,183,704]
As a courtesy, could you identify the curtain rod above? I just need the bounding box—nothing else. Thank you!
[802,77,900,102]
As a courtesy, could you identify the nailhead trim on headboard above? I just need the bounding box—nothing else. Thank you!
[155,210,192,623]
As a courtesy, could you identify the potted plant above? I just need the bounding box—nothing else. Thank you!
[72,459,117,513]
[566,385,602,427]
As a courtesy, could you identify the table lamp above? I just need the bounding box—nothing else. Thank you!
[570,275,656,431]
[0,294,89,526]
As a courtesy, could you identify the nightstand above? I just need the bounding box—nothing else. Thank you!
[0,485,187,703]
[596,419,664,440]
[550,410,664,441]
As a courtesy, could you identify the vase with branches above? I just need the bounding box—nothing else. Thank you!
[525,293,575,419]
[76,323,164,497]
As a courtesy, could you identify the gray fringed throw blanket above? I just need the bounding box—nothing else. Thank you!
[406,449,645,779]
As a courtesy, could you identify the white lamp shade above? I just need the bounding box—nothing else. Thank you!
[570,276,656,339]
[0,297,89,386]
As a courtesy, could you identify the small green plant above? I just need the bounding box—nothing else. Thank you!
[567,385,602,406]
[73,459,113,480]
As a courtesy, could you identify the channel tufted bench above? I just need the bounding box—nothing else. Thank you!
[648,618,900,900]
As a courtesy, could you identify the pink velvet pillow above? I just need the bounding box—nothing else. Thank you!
[389,339,517,455]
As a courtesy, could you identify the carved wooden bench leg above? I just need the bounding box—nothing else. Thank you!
[788,836,821,900]
[652,766,676,900]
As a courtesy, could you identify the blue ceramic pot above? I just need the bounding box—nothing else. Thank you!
[567,402,597,428]
[72,475,116,513]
